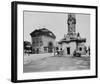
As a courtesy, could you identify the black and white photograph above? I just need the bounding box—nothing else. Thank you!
[23,11,90,73]
[11,1,97,82]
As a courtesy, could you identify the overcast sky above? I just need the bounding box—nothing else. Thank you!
[24,11,90,46]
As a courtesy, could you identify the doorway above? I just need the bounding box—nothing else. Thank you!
[67,47,70,54]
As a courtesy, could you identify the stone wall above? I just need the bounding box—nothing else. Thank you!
[61,42,76,56]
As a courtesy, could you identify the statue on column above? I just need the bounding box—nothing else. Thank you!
[67,13,76,37]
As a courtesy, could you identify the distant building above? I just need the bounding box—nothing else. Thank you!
[58,13,86,56]
[30,28,56,54]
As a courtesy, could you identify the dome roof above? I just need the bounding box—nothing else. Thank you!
[30,28,56,39]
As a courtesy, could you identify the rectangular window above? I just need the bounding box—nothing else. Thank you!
[44,47,47,51]
[40,41,43,46]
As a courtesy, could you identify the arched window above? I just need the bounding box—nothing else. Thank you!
[48,42,53,53]
[79,47,82,51]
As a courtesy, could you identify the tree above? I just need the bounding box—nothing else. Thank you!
[24,41,32,55]
[88,46,90,55]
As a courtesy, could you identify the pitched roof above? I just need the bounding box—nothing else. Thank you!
[30,28,56,39]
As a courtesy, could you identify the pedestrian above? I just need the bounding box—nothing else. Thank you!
[57,50,59,56]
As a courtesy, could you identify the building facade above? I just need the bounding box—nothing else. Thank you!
[58,13,86,56]
[30,13,87,56]
[30,28,56,54]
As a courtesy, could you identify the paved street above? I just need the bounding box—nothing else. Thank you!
[23,55,90,73]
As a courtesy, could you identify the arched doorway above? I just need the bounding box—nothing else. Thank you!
[48,42,53,53]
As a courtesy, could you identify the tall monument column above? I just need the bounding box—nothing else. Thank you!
[67,13,76,37]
